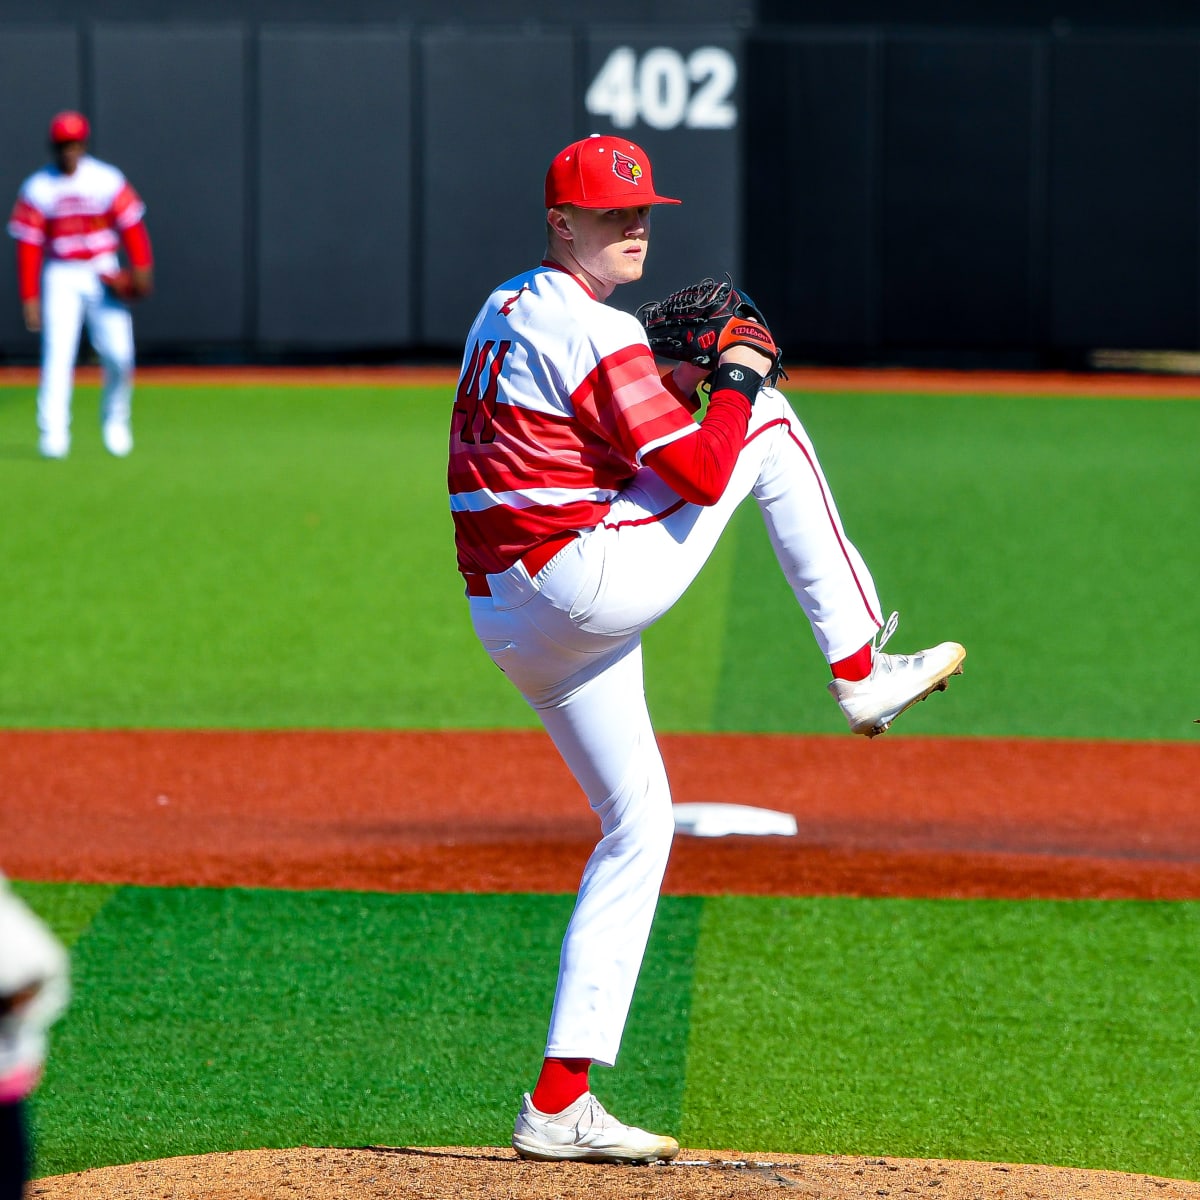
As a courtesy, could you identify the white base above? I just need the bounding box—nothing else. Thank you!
[672,803,798,838]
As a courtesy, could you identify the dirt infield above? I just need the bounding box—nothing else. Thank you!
[11,728,1199,1198]
[5,730,1199,899]
[32,1145,1200,1200]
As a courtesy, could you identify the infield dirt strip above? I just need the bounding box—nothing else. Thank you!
[5,731,1200,899]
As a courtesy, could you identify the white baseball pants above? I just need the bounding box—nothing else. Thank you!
[37,259,135,444]
[468,387,883,1067]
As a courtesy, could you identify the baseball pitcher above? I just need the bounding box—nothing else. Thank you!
[448,134,965,1164]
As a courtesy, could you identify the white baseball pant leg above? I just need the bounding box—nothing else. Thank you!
[469,387,884,1066]
[36,261,89,445]
[84,281,135,433]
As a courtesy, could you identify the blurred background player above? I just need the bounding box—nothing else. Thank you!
[7,110,154,459]
[0,873,69,1200]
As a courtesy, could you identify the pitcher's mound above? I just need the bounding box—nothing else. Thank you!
[32,1145,1200,1199]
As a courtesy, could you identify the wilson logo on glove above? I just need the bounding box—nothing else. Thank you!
[635,274,786,387]
[724,322,773,349]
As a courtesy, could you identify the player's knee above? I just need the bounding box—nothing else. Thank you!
[628,796,676,862]
[601,788,674,856]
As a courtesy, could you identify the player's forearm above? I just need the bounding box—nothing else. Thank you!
[120,221,153,270]
[642,390,751,505]
[14,241,41,302]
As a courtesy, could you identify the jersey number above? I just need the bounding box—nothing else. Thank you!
[455,339,512,445]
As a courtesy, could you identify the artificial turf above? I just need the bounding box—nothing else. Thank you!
[14,881,1200,1181]
[3,378,1197,1181]
[0,381,1196,737]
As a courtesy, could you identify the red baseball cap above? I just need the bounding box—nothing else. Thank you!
[49,111,90,144]
[545,135,681,209]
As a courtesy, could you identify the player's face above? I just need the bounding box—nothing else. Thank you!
[552,205,651,299]
[52,141,85,174]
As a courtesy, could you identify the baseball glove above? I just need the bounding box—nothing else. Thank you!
[100,270,148,302]
[635,274,786,387]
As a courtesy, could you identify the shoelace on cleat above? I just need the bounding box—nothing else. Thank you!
[869,612,904,676]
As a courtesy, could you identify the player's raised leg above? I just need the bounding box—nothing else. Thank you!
[745,387,965,734]
[603,385,964,734]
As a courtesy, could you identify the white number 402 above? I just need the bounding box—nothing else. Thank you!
[585,46,738,131]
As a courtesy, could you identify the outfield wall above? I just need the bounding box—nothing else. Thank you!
[1,14,1198,366]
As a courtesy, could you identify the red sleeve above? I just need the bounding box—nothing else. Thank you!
[642,388,751,505]
[120,220,152,269]
[16,240,42,302]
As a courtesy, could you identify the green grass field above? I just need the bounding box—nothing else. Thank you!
[1,380,1196,737]
[3,377,1198,1180]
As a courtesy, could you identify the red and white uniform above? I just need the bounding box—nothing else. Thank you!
[450,262,699,577]
[8,154,151,454]
[450,261,884,1068]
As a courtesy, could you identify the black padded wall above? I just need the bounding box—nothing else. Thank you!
[3,18,1200,363]
[92,24,248,347]
[744,32,878,356]
[880,33,1042,352]
[257,26,415,349]
[0,27,81,352]
[417,27,576,348]
[1048,35,1200,351]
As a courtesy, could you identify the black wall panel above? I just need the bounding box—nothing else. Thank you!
[0,27,81,354]
[4,19,1200,363]
[580,29,744,318]
[744,32,877,356]
[757,0,1199,25]
[257,27,413,348]
[1049,36,1199,350]
[418,28,575,349]
[0,1,749,24]
[92,24,247,347]
[880,34,1041,350]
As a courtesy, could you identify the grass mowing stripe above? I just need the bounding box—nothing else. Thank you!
[592,895,703,1137]
[683,896,1200,1180]
[712,390,1199,738]
[643,532,739,732]
[2,383,1197,737]
[31,886,699,1177]
[8,880,119,949]
[0,383,529,730]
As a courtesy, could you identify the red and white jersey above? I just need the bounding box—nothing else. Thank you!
[449,262,698,577]
[7,155,145,272]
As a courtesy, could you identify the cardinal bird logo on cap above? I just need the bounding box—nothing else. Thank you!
[612,150,643,186]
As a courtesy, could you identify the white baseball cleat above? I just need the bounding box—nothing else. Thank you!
[102,422,133,457]
[512,1091,680,1164]
[828,611,966,738]
[39,431,69,459]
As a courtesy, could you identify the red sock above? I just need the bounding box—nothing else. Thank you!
[531,1057,590,1114]
[831,641,873,682]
